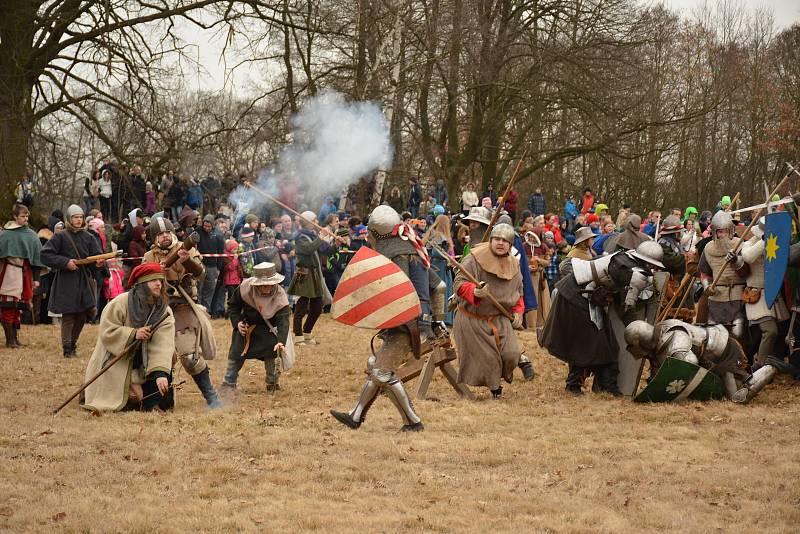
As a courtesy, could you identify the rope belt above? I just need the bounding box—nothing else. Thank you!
[458,306,502,351]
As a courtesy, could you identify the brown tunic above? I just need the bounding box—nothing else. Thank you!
[453,248,522,390]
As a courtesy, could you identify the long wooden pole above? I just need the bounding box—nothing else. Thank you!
[669,276,696,320]
[428,241,514,321]
[657,272,690,322]
[53,312,170,415]
[481,150,529,242]
[708,165,799,294]
[245,182,346,244]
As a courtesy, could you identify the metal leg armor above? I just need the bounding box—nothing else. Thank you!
[330,378,379,429]
[731,317,747,340]
[518,353,535,381]
[731,365,777,404]
[385,378,423,431]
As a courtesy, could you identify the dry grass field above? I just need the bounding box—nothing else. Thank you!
[1,315,799,533]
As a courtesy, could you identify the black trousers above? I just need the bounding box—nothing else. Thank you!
[293,296,323,336]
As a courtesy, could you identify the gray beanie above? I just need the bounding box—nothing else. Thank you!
[66,204,84,218]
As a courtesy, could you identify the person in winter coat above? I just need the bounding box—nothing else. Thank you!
[580,188,595,215]
[40,204,104,357]
[503,189,518,223]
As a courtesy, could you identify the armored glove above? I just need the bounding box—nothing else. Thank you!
[473,282,490,299]
[511,313,524,330]
[725,250,744,269]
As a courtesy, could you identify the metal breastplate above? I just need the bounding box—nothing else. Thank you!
[663,320,728,357]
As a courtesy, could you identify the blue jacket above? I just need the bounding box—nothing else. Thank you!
[565,200,579,221]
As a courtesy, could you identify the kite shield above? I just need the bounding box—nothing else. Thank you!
[634,357,725,403]
[331,246,421,329]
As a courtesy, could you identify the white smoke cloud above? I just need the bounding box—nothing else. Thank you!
[230,90,393,220]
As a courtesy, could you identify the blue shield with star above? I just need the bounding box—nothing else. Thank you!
[764,211,791,309]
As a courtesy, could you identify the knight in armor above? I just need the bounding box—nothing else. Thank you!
[330,205,431,432]
[698,211,748,339]
[143,217,222,409]
[740,217,789,369]
[658,214,693,319]
[624,319,777,403]
[540,240,665,395]
[657,215,686,277]
[452,223,525,397]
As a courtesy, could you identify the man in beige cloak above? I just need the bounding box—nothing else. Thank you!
[82,263,175,412]
[453,223,525,397]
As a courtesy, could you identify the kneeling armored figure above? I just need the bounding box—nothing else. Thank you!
[624,319,776,403]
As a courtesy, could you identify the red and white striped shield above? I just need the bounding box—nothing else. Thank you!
[331,246,420,329]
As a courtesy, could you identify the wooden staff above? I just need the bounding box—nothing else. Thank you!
[52,312,170,415]
[481,150,529,242]
[668,275,696,320]
[657,272,690,322]
[245,181,347,244]
[428,241,514,321]
[708,165,799,294]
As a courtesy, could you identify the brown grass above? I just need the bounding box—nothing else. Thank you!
[1,316,799,533]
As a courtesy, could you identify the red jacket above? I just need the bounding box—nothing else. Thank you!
[581,192,595,214]
[503,189,518,213]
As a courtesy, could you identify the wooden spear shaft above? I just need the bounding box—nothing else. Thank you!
[52,312,170,415]
[481,150,529,242]
[708,165,799,293]
[669,275,696,320]
[245,182,346,244]
[657,272,690,322]
[428,241,514,321]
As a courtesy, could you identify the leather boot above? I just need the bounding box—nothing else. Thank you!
[565,365,585,394]
[2,323,15,348]
[191,368,223,409]
[11,325,23,347]
[63,344,76,358]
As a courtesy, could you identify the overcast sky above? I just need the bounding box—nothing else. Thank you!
[183,0,800,92]
[661,0,799,24]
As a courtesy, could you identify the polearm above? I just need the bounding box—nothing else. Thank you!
[481,150,529,242]
[428,241,514,321]
[657,272,691,322]
[244,181,347,244]
[52,312,170,415]
[707,164,800,294]
[668,275,696,320]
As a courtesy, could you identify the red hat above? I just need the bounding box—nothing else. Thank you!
[586,214,599,224]
[128,262,165,288]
